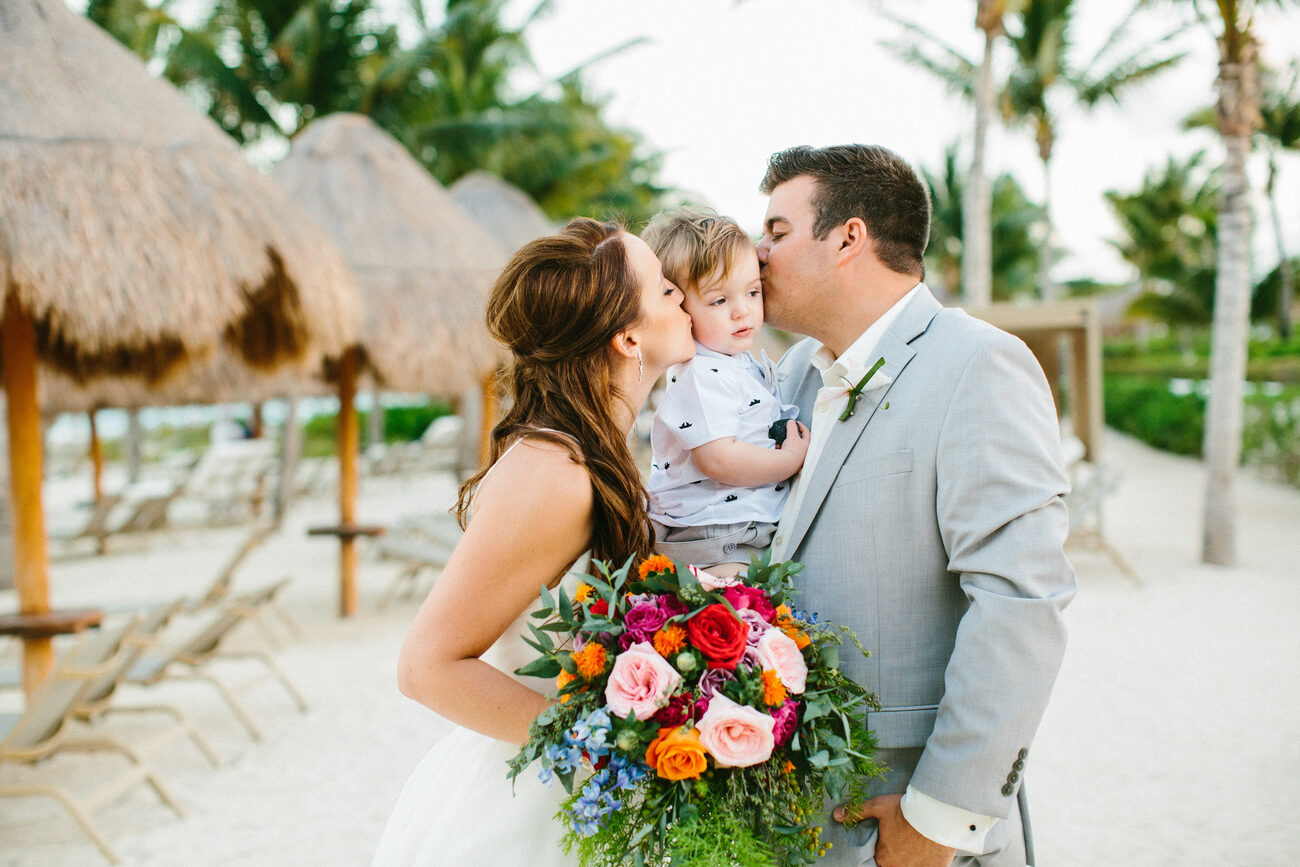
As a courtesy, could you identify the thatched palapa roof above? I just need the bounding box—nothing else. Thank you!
[274,114,508,396]
[449,171,554,256]
[0,0,360,384]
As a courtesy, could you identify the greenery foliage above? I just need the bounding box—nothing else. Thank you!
[922,144,1042,302]
[83,0,669,224]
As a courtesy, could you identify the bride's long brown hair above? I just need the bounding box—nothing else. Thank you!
[455,218,655,565]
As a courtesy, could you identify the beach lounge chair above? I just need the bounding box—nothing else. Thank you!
[47,493,124,555]
[0,618,186,864]
[181,439,278,524]
[124,582,308,741]
[1061,434,1139,581]
[183,521,300,644]
[372,512,462,607]
[71,601,220,768]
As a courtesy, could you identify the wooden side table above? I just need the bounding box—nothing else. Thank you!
[307,523,386,616]
[0,608,104,695]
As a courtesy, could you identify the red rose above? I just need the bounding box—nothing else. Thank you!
[589,599,609,616]
[686,604,749,670]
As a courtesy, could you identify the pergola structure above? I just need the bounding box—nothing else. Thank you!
[275,113,508,616]
[0,0,359,691]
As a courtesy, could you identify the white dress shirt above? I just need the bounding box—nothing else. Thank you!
[770,283,999,854]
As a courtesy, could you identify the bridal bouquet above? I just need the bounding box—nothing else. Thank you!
[508,553,886,866]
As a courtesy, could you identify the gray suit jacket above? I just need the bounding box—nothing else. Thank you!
[777,286,1075,864]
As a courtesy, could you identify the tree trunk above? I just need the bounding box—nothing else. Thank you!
[275,393,302,524]
[1038,151,1058,301]
[963,22,996,308]
[1202,130,1252,565]
[1266,155,1294,340]
[367,388,385,448]
[125,408,143,484]
[1202,32,1259,567]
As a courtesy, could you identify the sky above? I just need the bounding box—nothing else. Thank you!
[499,0,1300,284]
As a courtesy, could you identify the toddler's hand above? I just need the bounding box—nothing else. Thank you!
[776,420,810,466]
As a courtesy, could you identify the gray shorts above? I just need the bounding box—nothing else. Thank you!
[650,519,778,569]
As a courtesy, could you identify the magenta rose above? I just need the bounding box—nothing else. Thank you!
[650,692,697,727]
[624,601,669,642]
[771,699,801,747]
[723,586,777,622]
[660,595,689,619]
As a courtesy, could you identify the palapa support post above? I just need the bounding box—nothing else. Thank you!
[477,368,498,469]
[2,294,54,695]
[337,347,361,616]
[88,408,104,503]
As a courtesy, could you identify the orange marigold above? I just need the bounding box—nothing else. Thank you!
[572,643,608,681]
[573,583,595,603]
[782,760,795,774]
[652,623,687,657]
[774,604,794,626]
[761,669,788,706]
[638,554,676,580]
[782,625,812,650]
[556,670,580,703]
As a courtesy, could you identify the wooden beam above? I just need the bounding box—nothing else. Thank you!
[478,369,498,470]
[88,409,104,504]
[2,294,53,694]
[336,348,360,617]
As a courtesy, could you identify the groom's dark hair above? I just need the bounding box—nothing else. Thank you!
[760,144,930,279]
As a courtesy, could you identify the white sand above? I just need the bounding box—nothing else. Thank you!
[1,429,1297,865]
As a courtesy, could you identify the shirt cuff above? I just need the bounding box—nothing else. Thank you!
[899,785,998,853]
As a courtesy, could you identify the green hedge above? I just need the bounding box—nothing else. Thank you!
[1104,375,1206,456]
[302,400,454,457]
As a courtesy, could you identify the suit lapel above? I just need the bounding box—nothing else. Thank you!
[781,288,943,558]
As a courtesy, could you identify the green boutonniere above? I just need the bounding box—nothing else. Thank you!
[838,357,887,422]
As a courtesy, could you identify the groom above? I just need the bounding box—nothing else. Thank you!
[760,145,1075,867]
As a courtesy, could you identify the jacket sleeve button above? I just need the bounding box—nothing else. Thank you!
[1001,783,1015,796]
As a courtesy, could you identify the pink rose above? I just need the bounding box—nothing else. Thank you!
[688,564,740,591]
[722,585,776,622]
[755,629,807,694]
[696,693,776,767]
[604,642,682,720]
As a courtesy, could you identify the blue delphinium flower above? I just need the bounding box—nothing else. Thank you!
[564,753,650,836]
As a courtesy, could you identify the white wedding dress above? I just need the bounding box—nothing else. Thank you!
[373,441,586,866]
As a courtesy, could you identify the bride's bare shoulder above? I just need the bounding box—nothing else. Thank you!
[479,435,591,506]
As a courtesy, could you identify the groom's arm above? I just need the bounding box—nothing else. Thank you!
[907,329,1076,842]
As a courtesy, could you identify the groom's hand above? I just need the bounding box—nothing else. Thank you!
[834,795,956,867]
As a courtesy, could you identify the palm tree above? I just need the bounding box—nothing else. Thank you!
[1107,152,1220,327]
[1166,0,1297,566]
[965,1,1026,308]
[1000,0,1187,300]
[923,144,1043,302]
[1258,62,1300,338]
[1184,58,1300,339]
[881,1,1184,301]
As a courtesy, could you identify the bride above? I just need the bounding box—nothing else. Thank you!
[373,218,696,866]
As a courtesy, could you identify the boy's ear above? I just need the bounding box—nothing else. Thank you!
[836,217,870,264]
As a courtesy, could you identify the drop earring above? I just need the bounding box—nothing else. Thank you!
[637,350,643,383]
